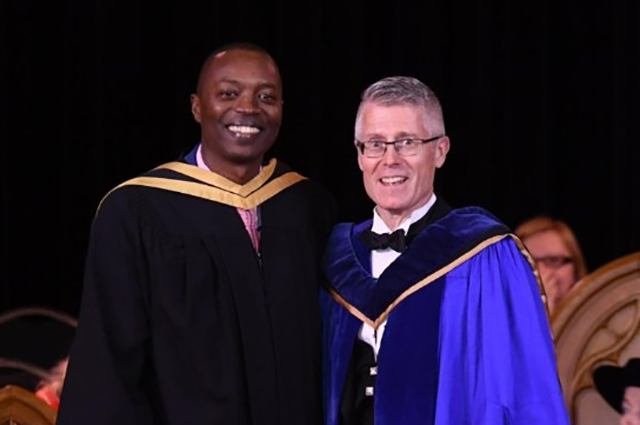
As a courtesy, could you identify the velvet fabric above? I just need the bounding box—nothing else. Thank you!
[321,207,570,424]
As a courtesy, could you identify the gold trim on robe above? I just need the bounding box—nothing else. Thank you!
[97,159,306,212]
[328,233,546,329]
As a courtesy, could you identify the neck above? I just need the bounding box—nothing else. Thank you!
[375,195,435,231]
[376,209,411,231]
[201,155,262,185]
[217,164,260,185]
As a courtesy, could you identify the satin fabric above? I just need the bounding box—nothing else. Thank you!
[321,207,570,425]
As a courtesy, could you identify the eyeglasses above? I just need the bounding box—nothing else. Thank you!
[533,256,574,269]
[354,135,445,158]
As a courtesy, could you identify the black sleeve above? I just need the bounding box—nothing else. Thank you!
[57,190,154,425]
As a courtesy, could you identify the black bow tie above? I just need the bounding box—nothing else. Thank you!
[359,228,407,252]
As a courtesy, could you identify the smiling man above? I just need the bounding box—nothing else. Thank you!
[320,76,569,424]
[57,43,336,425]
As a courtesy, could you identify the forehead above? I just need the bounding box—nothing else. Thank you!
[523,229,570,255]
[199,49,281,92]
[357,103,427,137]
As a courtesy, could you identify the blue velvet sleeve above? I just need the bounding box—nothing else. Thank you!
[435,237,570,424]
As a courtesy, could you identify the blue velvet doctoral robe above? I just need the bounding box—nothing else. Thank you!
[321,207,570,425]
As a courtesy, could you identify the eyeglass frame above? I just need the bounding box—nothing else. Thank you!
[354,135,445,158]
[533,255,574,269]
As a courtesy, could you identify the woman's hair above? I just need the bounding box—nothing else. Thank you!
[514,216,588,282]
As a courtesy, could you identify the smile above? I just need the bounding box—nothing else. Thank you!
[227,125,261,138]
[380,176,407,185]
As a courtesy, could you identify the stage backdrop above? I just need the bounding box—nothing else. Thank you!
[1,0,639,316]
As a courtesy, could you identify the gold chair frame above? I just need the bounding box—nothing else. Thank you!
[552,252,640,424]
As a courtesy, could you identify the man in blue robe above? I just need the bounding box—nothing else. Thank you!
[321,76,570,424]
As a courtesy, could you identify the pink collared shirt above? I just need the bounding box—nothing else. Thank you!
[195,145,260,251]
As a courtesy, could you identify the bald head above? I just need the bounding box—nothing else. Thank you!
[196,43,280,94]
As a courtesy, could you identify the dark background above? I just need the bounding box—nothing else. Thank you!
[2,1,639,317]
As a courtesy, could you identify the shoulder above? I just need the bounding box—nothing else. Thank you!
[444,206,509,232]
[273,159,337,211]
[97,158,202,207]
[443,206,522,258]
[329,222,355,237]
[461,234,537,287]
[418,206,509,255]
[95,175,155,216]
[327,219,370,245]
[92,161,184,225]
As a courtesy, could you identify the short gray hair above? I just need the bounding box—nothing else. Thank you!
[355,76,445,136]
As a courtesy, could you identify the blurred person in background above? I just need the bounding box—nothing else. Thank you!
[515,216,588,315]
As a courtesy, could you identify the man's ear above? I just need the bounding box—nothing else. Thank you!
[435,136,450,168]
[190,94,202,123]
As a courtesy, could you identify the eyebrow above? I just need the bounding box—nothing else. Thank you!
[394,131,420,138]
[363,131,420,140]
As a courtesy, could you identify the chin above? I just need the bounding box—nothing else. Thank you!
[377,204,411,216]
[226,149,267,165]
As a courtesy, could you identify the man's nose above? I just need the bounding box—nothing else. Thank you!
[381,145,401,164]
[235,94,259,114]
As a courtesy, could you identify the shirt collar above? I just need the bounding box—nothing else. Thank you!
[371,194,437,234]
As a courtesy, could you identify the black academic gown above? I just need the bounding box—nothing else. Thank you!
[57,153,336,425]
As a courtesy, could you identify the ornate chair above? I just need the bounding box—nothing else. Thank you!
[0,384,57,425]
[0,306,76,422]
[551,251,640,425]
[0,307,76,391]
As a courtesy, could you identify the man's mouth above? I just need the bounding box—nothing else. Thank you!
[227,125,261,138]
[379,176,407,185]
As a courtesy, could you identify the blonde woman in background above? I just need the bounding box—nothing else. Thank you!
[515,216,588,315]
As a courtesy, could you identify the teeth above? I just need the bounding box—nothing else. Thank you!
[380,177,406,185]
[228,125,260,134]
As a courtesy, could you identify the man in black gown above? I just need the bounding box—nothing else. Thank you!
[58,42,336,425]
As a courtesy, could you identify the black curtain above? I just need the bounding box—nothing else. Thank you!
[2,0,639,316]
